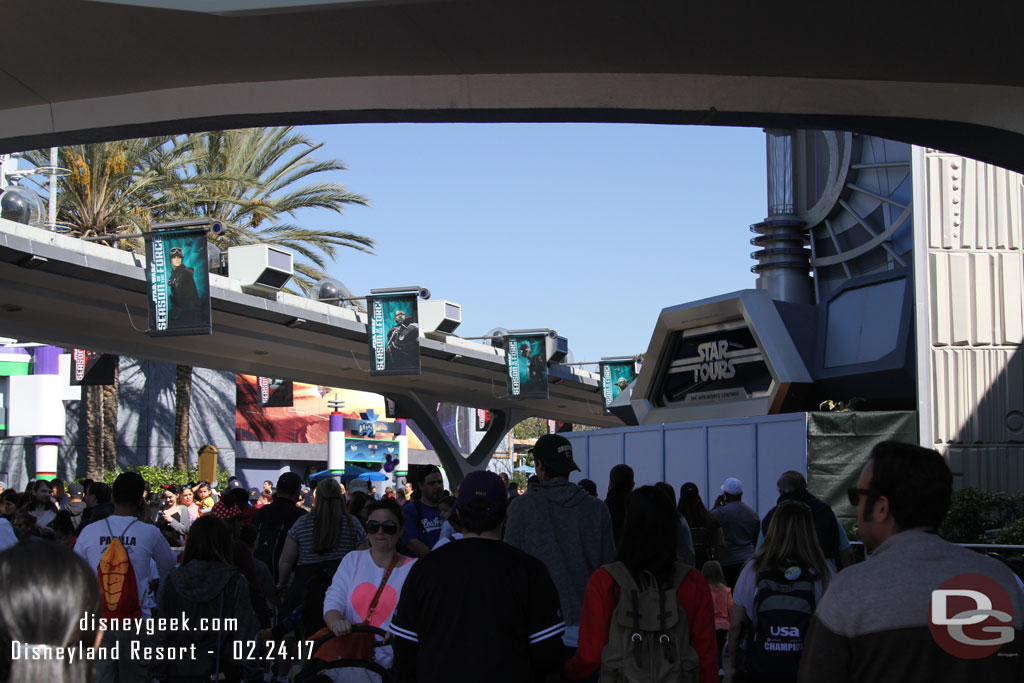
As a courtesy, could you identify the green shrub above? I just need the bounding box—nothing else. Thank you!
[939,489,1024,543]
[993,517,1024,545]
[102,464,230,491]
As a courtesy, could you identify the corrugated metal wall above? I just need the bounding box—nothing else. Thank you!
[918,149,1024,491]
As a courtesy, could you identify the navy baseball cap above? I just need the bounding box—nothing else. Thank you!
[456,470,507,514]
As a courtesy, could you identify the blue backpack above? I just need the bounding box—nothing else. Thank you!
[746,566,817,680]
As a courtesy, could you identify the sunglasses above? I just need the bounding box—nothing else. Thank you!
[846,487,875,506]
[366,520,400,535]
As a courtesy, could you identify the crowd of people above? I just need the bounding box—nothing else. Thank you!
[0,438,1023,683]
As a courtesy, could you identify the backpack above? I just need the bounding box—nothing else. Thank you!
[600,561,700,683]
[689,525,717,568]
[98,518,142,619]
[745,566,817,680]
[255,505,302,582]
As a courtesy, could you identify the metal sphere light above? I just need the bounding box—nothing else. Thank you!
[0,185,44,228]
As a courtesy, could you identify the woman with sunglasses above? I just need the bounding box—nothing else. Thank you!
[725,500,833,683]
[323,497,416,670]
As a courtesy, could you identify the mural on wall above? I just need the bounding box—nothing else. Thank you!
[235,376,427,449]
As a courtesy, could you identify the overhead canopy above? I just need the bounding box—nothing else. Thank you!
[1,1,1023,171]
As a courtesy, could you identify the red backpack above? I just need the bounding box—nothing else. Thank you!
[98,518,142,619]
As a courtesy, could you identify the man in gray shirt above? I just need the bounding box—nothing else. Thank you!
[711,477,760,587]
[505,434,616,662]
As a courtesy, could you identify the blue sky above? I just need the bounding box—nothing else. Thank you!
[295,123,768,365]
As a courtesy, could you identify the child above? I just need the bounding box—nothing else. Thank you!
[437,495,455,522]
[433,495,463,550]
[701,560,733,671]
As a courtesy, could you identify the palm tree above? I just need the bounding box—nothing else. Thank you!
[26,139,194,478]
[29,129,371,475]
[164,128,371,469]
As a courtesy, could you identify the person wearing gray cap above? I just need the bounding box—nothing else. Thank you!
[65,482,87,530]
[504,434,615,665]
[711,477,760,588]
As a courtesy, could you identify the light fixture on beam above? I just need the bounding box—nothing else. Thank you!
[17,254,47,268]
[317,285,432,305]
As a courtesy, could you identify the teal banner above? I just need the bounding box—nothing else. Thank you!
[505,333,548,399]
[146,228,211,337]
[600,360,638,408]
[368,293,420,376]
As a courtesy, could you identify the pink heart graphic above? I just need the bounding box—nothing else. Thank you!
[351,582,398,626]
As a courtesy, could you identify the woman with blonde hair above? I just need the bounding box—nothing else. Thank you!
[277,478,367,618]
[726,500,832,683]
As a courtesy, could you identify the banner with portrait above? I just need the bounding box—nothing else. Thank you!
[600,360,638,409]
[256,377,294,407]
[145,228,211,337]
[367,293,420,376]
[70,349,118,386]
[505,333,548,399]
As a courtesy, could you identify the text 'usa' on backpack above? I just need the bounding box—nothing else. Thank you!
[98,518,142,619]
[746,566,817,680]
[601,561,700,683]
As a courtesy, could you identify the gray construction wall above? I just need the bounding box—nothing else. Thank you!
[565,413,807,517]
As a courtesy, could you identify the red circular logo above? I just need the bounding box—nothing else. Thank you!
[928,573,1016,659]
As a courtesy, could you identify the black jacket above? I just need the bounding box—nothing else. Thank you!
[761,488,841,562]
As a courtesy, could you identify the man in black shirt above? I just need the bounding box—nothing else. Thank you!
[251,471,307,582]
[390,470,565,683]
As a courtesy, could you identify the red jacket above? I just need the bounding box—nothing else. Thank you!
[564,566,719,683]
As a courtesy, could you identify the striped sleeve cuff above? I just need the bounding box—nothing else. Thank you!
[389,623,419,643]
[529,621,566,645]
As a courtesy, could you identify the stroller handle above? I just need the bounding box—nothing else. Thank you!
[311,624,389,651]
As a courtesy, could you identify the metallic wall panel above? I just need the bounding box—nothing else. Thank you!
[919,149,1024,492]
[947,446,1024,492]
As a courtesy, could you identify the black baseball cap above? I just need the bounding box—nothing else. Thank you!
[530,434,580,475]
[277,472,302,493]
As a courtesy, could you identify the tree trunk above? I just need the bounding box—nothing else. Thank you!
[85,384,103,480]
[174,364,193,471]
[101,367,119,473]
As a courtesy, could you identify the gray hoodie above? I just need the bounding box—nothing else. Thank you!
[155,560,260,680]
[505,480,615,640]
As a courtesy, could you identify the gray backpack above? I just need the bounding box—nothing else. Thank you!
[600,561,701,683]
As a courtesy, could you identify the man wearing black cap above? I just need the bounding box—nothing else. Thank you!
[65,482,87,530]
[504,434,615,664]
[391,470,565,683]
[168,245,199,324]
[252,471,307,583]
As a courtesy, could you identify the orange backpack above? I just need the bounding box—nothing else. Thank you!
[98,518,142,619]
